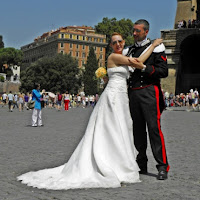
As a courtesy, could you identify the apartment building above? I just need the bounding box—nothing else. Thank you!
[21,26,107,68]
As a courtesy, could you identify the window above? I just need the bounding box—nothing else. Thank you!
[99,54,102,59]
[77,35,79,40]
[69,51,72,56]
[100,39,103,43]
[61,33,64,39]
[70,34,73,39]
[60,43,64,48]
[82,60,85,66]
[82,52,85,58]
[100,47,103,51]
[60,50,64,54]
[70,43,73,48]
[94,38,97,42]
[82,45,85,50]
[83,36,85,40]
[76,52,79,57]
[76,44,79,49]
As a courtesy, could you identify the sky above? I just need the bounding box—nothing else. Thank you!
[0,0,177,49]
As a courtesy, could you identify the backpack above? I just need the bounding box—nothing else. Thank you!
[58,94,62,101]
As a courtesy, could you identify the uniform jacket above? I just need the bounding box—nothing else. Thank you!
[123,40,168,113]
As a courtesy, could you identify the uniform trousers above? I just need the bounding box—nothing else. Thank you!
[129,85,170,172]
[32,108,42,126]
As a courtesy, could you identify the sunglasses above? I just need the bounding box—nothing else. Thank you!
[133,28,141,33]
[112,40,123,45]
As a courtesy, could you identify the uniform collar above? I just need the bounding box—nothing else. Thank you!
[135,38,151,47]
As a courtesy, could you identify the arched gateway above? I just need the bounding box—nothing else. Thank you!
[176,33,200,94]
[160,0,200,94]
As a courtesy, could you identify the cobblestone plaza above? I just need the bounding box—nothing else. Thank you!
[0,106,199,200]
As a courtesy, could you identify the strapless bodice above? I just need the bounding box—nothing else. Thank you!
[105,66,129,93]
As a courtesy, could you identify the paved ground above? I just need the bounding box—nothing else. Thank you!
[0,105,200,200]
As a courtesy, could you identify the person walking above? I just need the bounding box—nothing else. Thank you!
[2,92,7,107]
[24,93,29,110]
[64,91,70,111]
[56,92,62,111]
[7,91,14,112]
[18,93,24,112]
[125,19,170,180]
[13,93,19,109]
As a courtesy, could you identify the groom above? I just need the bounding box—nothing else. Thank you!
[124,19,170,180]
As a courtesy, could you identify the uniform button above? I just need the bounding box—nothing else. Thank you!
[141,81,143,83]
[140,85,143,87]
[141,76,143,78]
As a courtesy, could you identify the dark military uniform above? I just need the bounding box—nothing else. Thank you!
[125,40,170,172]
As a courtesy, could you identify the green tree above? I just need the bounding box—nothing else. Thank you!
[95,17,134,59]
[20,54,81,93]
[83,47,98,95]
[0,35,4,48]
[0,47,23,76]
[0,47,23,66]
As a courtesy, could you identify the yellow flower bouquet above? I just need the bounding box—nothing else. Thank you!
[95,67,107,79]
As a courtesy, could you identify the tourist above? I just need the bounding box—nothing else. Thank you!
[31,83,43,127]
[7,91,14,112]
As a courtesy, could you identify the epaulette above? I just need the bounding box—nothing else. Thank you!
[153,43,165,53]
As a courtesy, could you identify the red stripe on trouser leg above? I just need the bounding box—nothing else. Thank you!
[154,86,167,165]
[166,165,170,172]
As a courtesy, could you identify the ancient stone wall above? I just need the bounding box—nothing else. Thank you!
[0,82,21,94]
[175,0,197,28]
[160,28,200,94]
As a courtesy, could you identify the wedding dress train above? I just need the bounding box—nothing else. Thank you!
[17,66,140,190]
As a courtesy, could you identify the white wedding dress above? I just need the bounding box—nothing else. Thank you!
[17,66,140,190]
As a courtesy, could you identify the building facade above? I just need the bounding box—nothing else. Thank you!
[160,0,200,94]
[21,26,107,68]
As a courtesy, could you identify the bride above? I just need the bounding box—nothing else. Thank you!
[17,33,162,190]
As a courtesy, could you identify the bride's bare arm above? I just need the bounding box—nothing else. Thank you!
[107,39,163,68]
[107,53,137,67]
[136,38,163,63]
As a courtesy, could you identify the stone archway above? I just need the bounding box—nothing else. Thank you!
[176,34,200,94]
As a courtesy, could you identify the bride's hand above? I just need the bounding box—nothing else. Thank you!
[152,38,163,47]
[103,76,109,84]
[128,58,144,69]
[128,57,138,64]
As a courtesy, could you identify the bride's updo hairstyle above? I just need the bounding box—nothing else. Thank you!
[110,32,124,43]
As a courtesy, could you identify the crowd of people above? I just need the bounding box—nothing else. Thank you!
[1,91,30,112]
[2,88,200,112]
[163,88,199,109]
[177,19,200,29]
[0,90,100,112]
[2,87,200,113]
